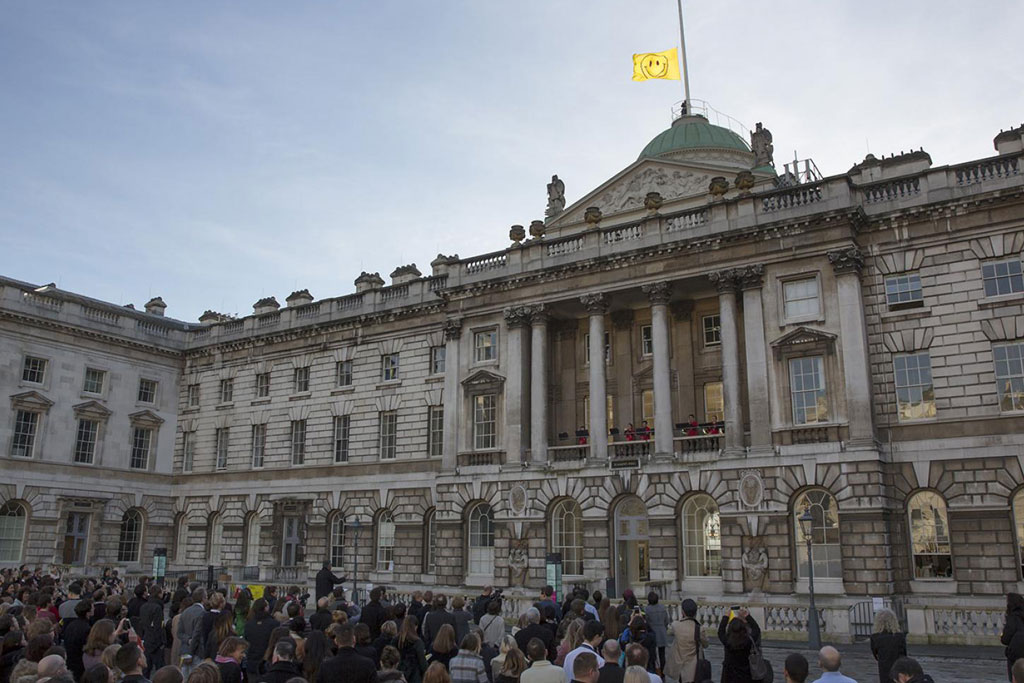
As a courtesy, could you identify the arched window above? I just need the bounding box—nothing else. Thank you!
[551,499,583,576]
[908,491,952,579]
[1014,490,1024,579]
[173,513,188,564]
[0,502,28,564]
[244,513,261,567]
[117,509,144,563]
[330,513,346,569]
[376,510,395,572]
[793,489,841,579]
[206,512,222,565]
[681,494,721,577]
[467,503,494,576]
[423,509,436,574]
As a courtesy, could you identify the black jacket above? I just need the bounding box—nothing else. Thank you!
[422,609,456,648]
[472,594,492,624]
[316,568,347,601]
[0,646,25,683]
[596,662,624,683]
[1003,609,1024,662]
[244,616,278,671]
[318,647,378,683]
[257,660,302,683]
[361,601,388,640]
[140,597,167,650]
[870,631,906,683]
[62,616,93,679]
[394,637,428,683]
[514,623,556,662]
[717,616,761,683]
[311,608,334,633]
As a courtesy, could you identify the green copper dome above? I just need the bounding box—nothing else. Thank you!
[638,115,751,160]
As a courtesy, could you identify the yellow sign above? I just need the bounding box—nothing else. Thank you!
[632,48,681,81]
[248,584,265,599]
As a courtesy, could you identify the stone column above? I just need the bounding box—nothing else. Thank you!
[642,282,674,457]
[739,265,772,453]
[529,305,549,463]
[828,247,875,446]
[670,301,696,420]
[503,306,530,463]
[580,293,609,460]
[708,270,744,456]
[441,319,462,470]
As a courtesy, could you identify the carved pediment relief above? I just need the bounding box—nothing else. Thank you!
[599,166,710,213]
[770,326,837,360]
[461,369,506,388]
[10,391,54,412]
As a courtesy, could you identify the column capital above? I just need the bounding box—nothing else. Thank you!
[527,304,549,325]
[610,309,635,330]
[503,305,532,328]
[737,264,765,290]
[827,246,865,275]
[443,318,463,341]
[580,292,609,314]
[708,269,740,294]
[670,300,695,321]
[641,281,672,305]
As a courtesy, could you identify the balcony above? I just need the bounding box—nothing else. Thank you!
[266,565,307,583]
[458,451,505,467]
[548,444,588,463]
[773,423,847,447]
[673,433,723,459]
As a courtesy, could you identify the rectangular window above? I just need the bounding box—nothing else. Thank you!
[215,427,229,470]
[335,360,353,387]
[428,406,444,457]
[130,427,153,469]
[640,325,653,356]
[790,356,828,424]
[783,278,820,320]
[474,395,497,450]
[703,314,721,346]
[474,330,498,363]
[63,512,89,565]
[704,382,724,422]
[994,343,1024,412]
[381,354,400,382]
[885,273,924,307]
[182,431,195,473]
[894,353,936,421]
[73,419,98,464]
[584,332,612,364]
[219,378,234,403]
[431,346,446,374]
[641,389,654,423]
[83,368,105,394]
[21,356,47,384]
[251,424,266,469]
[187,383,201,407]
[379,411,398,460]
[333,415,350,463]
[293,366,310,393]
[282,516,301,566]
[290,420,307,465]
[137,378,157,404]
[10,410,38,458]
[983,258,1024,297]
[256,373,270,398]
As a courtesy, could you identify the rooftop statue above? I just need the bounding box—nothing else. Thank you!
[546,174,565,218]
[751,122,774,168]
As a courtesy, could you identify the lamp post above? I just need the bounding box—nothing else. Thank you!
[352,519,361,606]
[798,508,822,650]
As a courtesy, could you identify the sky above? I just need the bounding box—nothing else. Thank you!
[1,1,1022,322]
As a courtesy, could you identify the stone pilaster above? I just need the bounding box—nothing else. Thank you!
[827,247,874,446]
[738,265,772,453]
[641,282,675,458]
[580,293,609,460]
[708,270,744,455]
[529,305,549,464]
[503,306,531,463]
[441,319,462,470]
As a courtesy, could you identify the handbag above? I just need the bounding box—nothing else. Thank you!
[691,619,712,683]
[748,636,773,683]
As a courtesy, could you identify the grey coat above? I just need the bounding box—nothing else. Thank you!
[177,603,206,657]
[644,604,671,647]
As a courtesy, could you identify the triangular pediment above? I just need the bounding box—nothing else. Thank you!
[770,326,837,359]
[10,391,54,412]
[461,369,505,388]
[129,409,165,427]
[632,361,654,382]
[73,400,112,420]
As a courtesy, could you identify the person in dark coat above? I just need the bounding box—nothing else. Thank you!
[139,587,168,676]
[514,608,556,663]
[1003,593,1024,682]
[243,599,275,678]
[215,637,248,683]
[422,596,456,649]
[63,599,94,681]
[318,624,377,683]
[127,585,148,634]
[472,588,495,625]
[256,639,301,683]
[395,615,428,683]
[170,578,190,618]
[889,656,934,683]
[869,608,907,683]
[361,588,389,640]
[716,609,761,683]
[315,562,348,602]
[310,598,334,633]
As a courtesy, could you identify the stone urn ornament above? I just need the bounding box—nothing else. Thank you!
[709,176,729,199]
[643,191,664,213]
[529,220,546,239]
[509,224,526,243]
[584,206,603,226]
[734,171,756,194]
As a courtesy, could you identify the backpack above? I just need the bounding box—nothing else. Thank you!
[748,637,773,683]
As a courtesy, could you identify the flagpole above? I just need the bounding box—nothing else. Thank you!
[676,0,691,111]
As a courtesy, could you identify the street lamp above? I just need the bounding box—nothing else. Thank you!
[798,507,822,650]
[352,519,362,606]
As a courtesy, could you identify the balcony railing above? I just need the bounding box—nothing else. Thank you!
[548,444,588,463]
[774,423,847,446]
[267,565,307,583]
[458,451,505,467]
[673,433,723,456]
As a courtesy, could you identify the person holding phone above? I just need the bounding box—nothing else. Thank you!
[717,607,762,683]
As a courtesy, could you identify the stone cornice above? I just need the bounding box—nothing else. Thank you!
[0,310,186,361]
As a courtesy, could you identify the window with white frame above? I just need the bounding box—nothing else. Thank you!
[467,503,494,576]
[83,368,105,394]
[1013,490,1024,579]
[22,356,47,384]
[789,357,828,424]
[428,406,444,457]
[783,277,820,320]
[214,428,229,470]
[431,346,446,374]
[333,415,350,463]
[219,378,234,403]
[293,366,310,393]
[130,427,153,469]
[379,411,398,459]
[794,489,842,579]
[0,502,27,564]
[73,419,99,464]
[551,499,583,575]
[885,273,924,307]
[424,509,436,573]
[188,383,201,407]
[290,420,306,465]
[682,494,721,577]
[381,354,400,382]
[703,315,722,346]
[894,353,936,421]
[63,512,89,565]
[704,382,724,422]
[282,515,302,565]
[982,258,1024,297]
[330,514,346,567]
[908,491,953,579]
[137,378,157,404]
[473,395,497,450]
[251,424,266,468]
[474,330,498,363]
[11,410,39,458]
[994,343,1024,412]
[117,509,143,563]
[182,431,195,473]
[640,325,653,356]
[256,373,270,398]
[336,361,353,387]
[376,510,395,571]
[584,332,612,364]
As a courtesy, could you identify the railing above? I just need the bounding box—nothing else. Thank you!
[955,156,1020,186]
[267,565,307,583]
[609,441,651,459]
[240,566,260,581]
[465,252,507,274]
[931,608,1004,638]
[381,285,409,302]
[223,320,244,334]
[136,320,170,336]
[428,275,448,292]
[764,605,826,635]
[257,313,280,328]
[192,327,210,340]
[665,209,708,232]
[760,183,823,212]
[294,303,320,319]
[863,176,921,203]
[83,306,120,324]
[548,444,587,463]
[673,433,722,455]
[23,292,62,311]
[790,425,834,444]
[336,294,363,311]
[603,223,643,244]
[547,236,585,256]
[458,451,504,467]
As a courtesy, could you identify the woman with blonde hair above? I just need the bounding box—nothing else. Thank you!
[624,665,649,683]
[495,648,527,683]
[489,635,517,676]
[555,618,585,666]
[101,644,122,680]
[428,624,458,670]
[869,608,906,683]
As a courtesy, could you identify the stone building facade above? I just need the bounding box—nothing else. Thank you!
[2,111,1024,642]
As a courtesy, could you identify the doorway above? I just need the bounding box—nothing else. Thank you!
[614,495,650,591]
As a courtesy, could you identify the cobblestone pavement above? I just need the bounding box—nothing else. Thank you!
[694,640,1007,683]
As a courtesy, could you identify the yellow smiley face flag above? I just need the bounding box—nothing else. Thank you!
[632,48,681,81]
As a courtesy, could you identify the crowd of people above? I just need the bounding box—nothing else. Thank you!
[4,563,1008,683]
